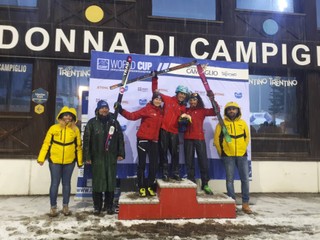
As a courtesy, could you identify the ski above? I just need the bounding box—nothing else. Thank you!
[196,64,232,143]
[105,55,132,151]
[114,55,132,119]
[109,60,197,90]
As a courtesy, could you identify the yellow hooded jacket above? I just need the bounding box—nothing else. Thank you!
[214,102,250,157]
[38,106,83,166]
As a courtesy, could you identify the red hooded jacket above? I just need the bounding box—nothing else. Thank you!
[152,77,186,134]
[184,107,217,140]
[121,102,163,141]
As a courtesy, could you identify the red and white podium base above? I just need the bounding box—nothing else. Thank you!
[118,179,236,220]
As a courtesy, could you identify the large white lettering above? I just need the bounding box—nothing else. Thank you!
[317,46,320,67]
[211,40,231,61]
[169,36,174,56]
[190,37,209,59]
[109,32,129,53]
[55,29,75,52]
[236,41,257,63]
[0,25,18,49]
[145,35,175,56]
[83,30,103,53]
[281,44,287,65]
[292,44,310,66]
[1,24,320,68]
[262,43,278,64]
[25,27,49,51]
[145,34,164,55]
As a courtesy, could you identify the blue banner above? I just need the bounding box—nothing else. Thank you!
[84,50,250,182]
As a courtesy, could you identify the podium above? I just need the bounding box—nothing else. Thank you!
[118,179,236,220]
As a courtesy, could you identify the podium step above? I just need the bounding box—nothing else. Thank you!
[118,179,236,220]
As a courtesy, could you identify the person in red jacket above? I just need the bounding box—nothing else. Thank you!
[152,74,188,181]
[114,92,163,197]
[182,92,217,194]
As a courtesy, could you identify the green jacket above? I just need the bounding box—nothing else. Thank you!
[83,112,125,192]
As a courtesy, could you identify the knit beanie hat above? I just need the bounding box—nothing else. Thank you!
[152,92,162,101]
[96,100,109,110]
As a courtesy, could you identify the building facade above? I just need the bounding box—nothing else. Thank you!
[1,0,320,194]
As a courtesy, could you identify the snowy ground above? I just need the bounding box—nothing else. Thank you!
[0,193,320,239]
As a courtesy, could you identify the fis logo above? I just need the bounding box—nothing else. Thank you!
[234,92,243,99]
[97,58,109,70]
[139,99,148,106]
[121,125,127,132]
[156,62,170,71]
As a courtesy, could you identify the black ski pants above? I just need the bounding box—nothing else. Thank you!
[137,139,158,189]
[159,128,180,177]
[184,139,210,187]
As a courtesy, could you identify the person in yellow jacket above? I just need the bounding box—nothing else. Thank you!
[214,101,253,214]
[38,106,83,217]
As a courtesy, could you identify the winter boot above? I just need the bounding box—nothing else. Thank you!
[139,188,147,197]
[172,174,182,181]
[242,203,253,214]
[162,164,169,182]
[62,205,71,216]
[106,191,115,215]
[92,192,103,215]
[162,175,169,182]
[49,207,58,217]
[202,185,213,195]
[147,187,156,197]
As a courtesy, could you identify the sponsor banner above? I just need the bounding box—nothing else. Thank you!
[76,51,251,198]
[87,51,251,181]
[76,51,250,199]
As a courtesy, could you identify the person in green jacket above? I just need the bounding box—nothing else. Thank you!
[38,106,83,217]
[83,100,125,215]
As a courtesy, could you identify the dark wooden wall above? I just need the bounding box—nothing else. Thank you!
[0,0,320,160]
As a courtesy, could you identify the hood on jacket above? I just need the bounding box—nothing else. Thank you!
[57,106,77,123]
[224,101,241,120]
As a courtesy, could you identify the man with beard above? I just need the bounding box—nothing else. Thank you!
[214,101,252,214]
[83,100,125,215]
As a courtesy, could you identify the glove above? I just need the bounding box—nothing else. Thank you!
[114,102,123,113]
[180,113,192,123]
[207,90,215,99]
[151,70,158,78]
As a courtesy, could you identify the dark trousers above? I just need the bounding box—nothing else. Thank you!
[159,128,180,176]
[184,139,210,187]
[137,139,158,189]
[92,191,114,211]
[92,192,103,211]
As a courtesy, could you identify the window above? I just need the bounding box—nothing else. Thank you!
[236,0,294,13]
[317,0,320,28]
[249,75,298,135]
[152,0,216,21]
[0,63,33,112]
[0,0,37,7]
[56,65,90,121]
